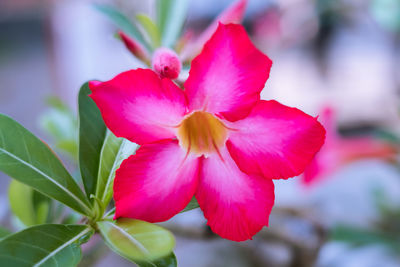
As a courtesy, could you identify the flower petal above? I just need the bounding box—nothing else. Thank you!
[89,69,187,144]
[226,100,326,179]
[184,23,272,121]
[181,0,247,61]
[114,139,200,222]
[196,146,274,241]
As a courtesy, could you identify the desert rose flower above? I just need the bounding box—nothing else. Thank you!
[89,23,326,241]
[303,106,396,186]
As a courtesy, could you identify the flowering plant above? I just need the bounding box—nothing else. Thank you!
[0,1,325,266]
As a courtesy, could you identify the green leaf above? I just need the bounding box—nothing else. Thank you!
[8,180,50,226]
[181,197,199,213]
[373,129,400,144]
[78,83,107,199]
[331,225,400,251]
[137,253,177,267]
[33,185,51,224]
[35,201,50,225]
[0,114,93,216]
[0,224,93,267]
[0,226,11,240]
[39,109,75,140]
[9,180,36,226]
[94,4,152,51]
[46,96,70,111]
[56,140,79,160]
[96,131,137,207]
[39,105,78,160]
[136,14,161,48]
[97,219,175,265]
[157,0,189,48]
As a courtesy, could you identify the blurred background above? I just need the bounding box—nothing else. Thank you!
[1,0,400,266]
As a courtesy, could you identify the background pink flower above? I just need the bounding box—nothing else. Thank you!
[303,106,396,186]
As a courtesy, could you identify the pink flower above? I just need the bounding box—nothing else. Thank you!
[89,24,326,241]
[303,107,396,186]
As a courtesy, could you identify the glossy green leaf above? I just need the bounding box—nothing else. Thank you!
[95,4,152,51]
[96,131,137,206]
[8,180,50,226]
[97,219,175,264]
[0,226,11,240]
[181,197,199,213]
[78,83,107,199]
[0,224,93,267]
[0,114,92,216]
[157,0,189,48]
[136,14,161,48]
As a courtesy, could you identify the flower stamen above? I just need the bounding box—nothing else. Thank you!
[177,111,228,156]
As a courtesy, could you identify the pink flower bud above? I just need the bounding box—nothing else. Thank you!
[118,31,150,65]
[152,48,181,79]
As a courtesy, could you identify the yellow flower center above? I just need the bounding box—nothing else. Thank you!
[177,111,228,155]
